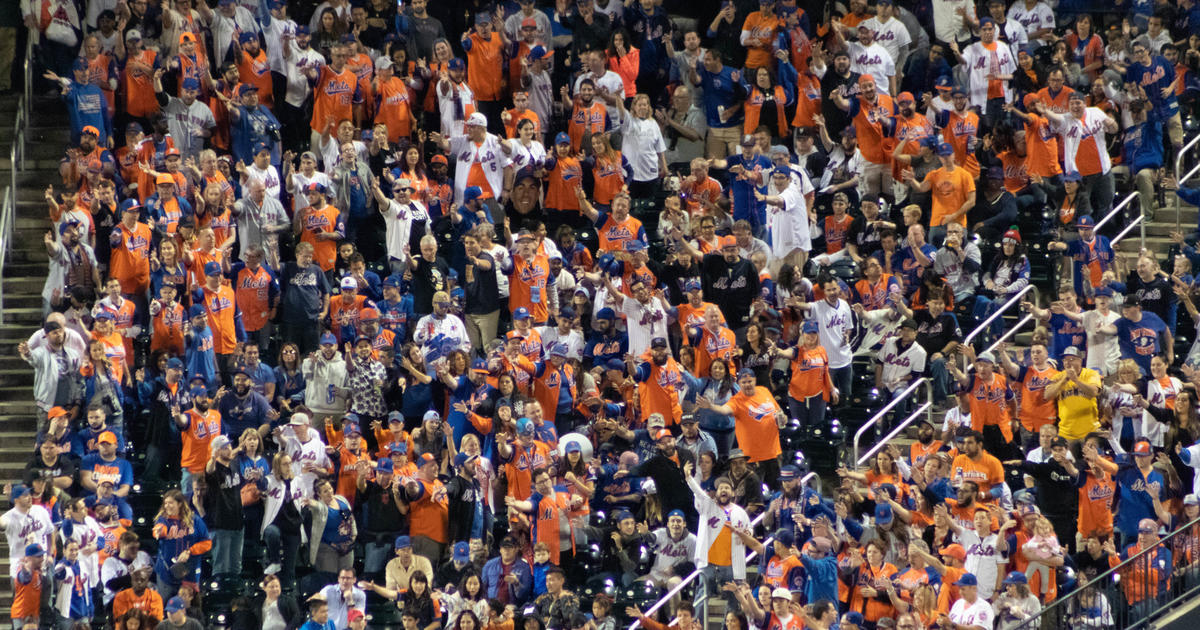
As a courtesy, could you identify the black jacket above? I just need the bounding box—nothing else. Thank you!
[445,473,484,544]
[233,593,302,630]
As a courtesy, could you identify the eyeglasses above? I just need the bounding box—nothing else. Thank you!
[434,301,451,307]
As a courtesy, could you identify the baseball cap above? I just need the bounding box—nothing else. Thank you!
[774,528,796,547]
[802,320,819,334]
[1064,171,1083,183]
[647,414,666,429]
[900,318,919,330]
[874,503,893,524]
[955,573,979,587]
[375,56,393,70]
[181,77,201,91]
[1050,436,1069,449]
[595,307,615,321]
[209,435,231,453]
[24,543,45,557]
[47,406,69,419]
[1184,494,1199,506]
[857,74,875,86]
[94,310,115,321]
[976,351,996,364]
[986,166,1004,180]
[514,307,532,320]
[340,276,358,290]
[10,484,30,500]
[467,112,488,127]
[320,332,337,346]
[840,125,857,138]
[165,357,185,371]
[235,82,259,98]
[98,431,117,445]
[517,417,535,436]
[166,597,187,613]
[650,337,669,349]
[72,57,90,72]
[896,91,914,103]
[187,304,207,319]
[1061,346,1081,358]
[471,358,489,374]
[394,535,412,549]
[779,465,799,481]
[289,412,311,426]
[453,452,478,469]
[347,610,365,623]
[528,45,548,61]
[1133,439,1153,456]
[654,429,673,441]
[740,134,756,147]
[939,543,967,560]
[430,154,448,166]
[464,186,483,203]
[155,173,175,186]
[728,447,748,460]
[418,452,438,467]
[771,587,792,600]
[936,142,954,156]
[375,458,394,473]
[684,279,702,292]
[935,75,953,89]
[389,441,409,455]
[126,29,142,41]
[304,182,327,194]
[565,441,582,454]
[452,541,470,562]
[555,131,571,145]
[721,235,738,249]
[423,410,441,423]
[204,261,222,276]
[549,342,568,358]
[1002,571,1028,586]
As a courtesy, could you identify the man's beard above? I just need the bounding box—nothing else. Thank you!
[236,385,250,396]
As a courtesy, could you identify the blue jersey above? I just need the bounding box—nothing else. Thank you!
[1123,119,1165,173]
[1125,57,1179,120]
[186,326,217,387]
[377,296,416,341]
[231,104,282,166]
[696,63,746,128]
[1115,311,1169,376]
[1112,457,1166,537]
[726,153,772,228]
[64,80,111,146]
[1048,312,1087,361]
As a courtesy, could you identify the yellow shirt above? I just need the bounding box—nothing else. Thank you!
[1056,368,1102,440]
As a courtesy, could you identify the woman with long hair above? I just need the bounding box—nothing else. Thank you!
[261,452,310,589]
[305,478,356,576]
[606,30,640,99]
[739,322,773,386]
[441,573,489,629]
[1065,15,1106,83]
[236,428,269,548]
[493,373,529,422]
[993,573,1042,630]
[152,490,211,599]
[397,143,431,205]
[274,342,306,413]
[312,8,347,61]
[81,338,126,443]
[115,608,156,630]
[503,118,547,175]
[150,238,189,301]
[399,342,435,426]
[680,359,737,457]
[582,132,631,209]
[975,229,1031,344]
[743,63,797,144]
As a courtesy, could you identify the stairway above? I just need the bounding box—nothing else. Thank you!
[0,90,71,613]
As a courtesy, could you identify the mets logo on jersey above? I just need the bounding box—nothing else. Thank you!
[1130,328,1159,355]
[519,263,547,287]
[604,224,634,243]
[208,295,234,314]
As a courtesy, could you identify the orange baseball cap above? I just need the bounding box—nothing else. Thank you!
[156,174,175,186]
[47,406,69,419]
[98,431,117,445]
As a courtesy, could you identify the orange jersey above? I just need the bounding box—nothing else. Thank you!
[966,372,1015,442]
[1023,115,1063,177]
[850,562,899,622]
[504,108,541,139]
[1077,470,1116,538]
[234,265,274,332]
[676,301,722,340]
[589,152,626,206]
[300,204,343,271]
[741,12,780,69]
[595,213,645,254]
[567,100,607,153]
[198,284,240,355]
[174,52,210,99]
[679,176,722,216]
[310,65,361,132]
[852,94,896,164]
[694,326,737,378]
[997,150,1031,194]
[508,253,553,322]
[787,345,833,401]
[790,73,823,128]
[329,294,368,341]
[151,301,187,356]
[180,408,222,473]
[375,76,415,142]
[823,213,855,254]
[86,52,117,111]
[345,53,375,118]
[1035,86,1075,115]
[743,85,789,136]
[237,49,273,107]
[187,247,224,289]
[110,221,153,294]
[727,386,783,462]
[465,32,505,101]
[507,327,544,363]
[545,155,583,211]
[503,440,552,501]
[123,49,160,118]
[942,109,981,178]
[1017,365,1060,433]
[637,354,684,425]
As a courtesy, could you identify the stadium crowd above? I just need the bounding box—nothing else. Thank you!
[6,0,1200,629]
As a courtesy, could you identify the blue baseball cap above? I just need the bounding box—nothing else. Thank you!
[549,342,568,358]
[779,464,799,481]
[166,357,185,370]
[955,573,979,587]
[189,384,209,399]
[452,541,470,562]
[935,75,953,89]
[72,58,89,72]
[684,279,702,292]
[528,45,548,61]
[874,503,894,524]
[555,131,571,145]
[166,596,187,613]
[516,417,535,436]
[394,535,412,549]
[320,332,337,345]
[802,320,819,334]
[1075,215,1095,228]
[204,261,222,276]
[239,32,257,45]
[10,484,30,500]
[252,141,270,155]
[94,309,115,321]
[936,142,954,156]
[667,509,686,520]
[295,25,310,36]
[595,307,615,320]
[383,274,402,288]
[304,182,327,195]
[24,543,44,557]
[464,186,483,203]
[1063,171,1083,183]
[448,57,465,71]
[514,307,532,320]
[181,77,200,91]
[375,457,394,473]
[188,304,207,319]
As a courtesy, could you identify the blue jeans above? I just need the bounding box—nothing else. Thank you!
[180,469,195,496]
[211,528,245,577]
[930,357,952,404]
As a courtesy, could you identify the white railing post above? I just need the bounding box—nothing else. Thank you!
[852,377,927,467]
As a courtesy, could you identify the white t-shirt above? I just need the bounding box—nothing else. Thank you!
[811,299,854,369]
[1083,309,1120,375]
[619,295,671,357]
[284,43,326,108]
[437,80,476,139]
[931,0,975,43]
[244,163,282,200]
[263,16,298,73]
[950,596,996,630]
[619,113,668,182]
[861,17,913,65]
[289,170,333,213]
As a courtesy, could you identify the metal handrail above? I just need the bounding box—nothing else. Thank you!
[1174,131,1200,231]
[1093,191,1145,250]
[983,314,1035,357]
[629,472,818,630]
[856,401,932,467]
[1013,514,1200,630]
[960,285,1034,371]
[852,377,929,467]
[0,184,10,323]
